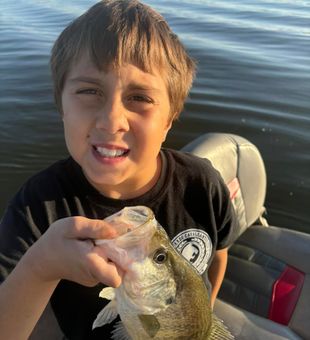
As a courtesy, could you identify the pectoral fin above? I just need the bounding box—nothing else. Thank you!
[138,314,160,338]
[92,299,118,329]
[99,287,116,300]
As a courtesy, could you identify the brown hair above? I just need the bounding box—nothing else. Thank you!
[50,0,196,120]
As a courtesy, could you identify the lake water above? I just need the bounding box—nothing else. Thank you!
[0,0,309,232]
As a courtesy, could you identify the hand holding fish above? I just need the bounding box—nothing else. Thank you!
[0,215,125,340]
[24,216,123,287]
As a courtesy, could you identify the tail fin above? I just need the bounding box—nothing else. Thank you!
[209,314,235,339]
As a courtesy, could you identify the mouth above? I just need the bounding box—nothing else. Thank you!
[93,145,130,159]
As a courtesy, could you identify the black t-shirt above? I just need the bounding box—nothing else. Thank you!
[0,148,236,339]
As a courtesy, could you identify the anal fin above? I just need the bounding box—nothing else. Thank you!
[92,299,118,329]
[111,320,132,340]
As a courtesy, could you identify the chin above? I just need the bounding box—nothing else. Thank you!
[89,173,126,189]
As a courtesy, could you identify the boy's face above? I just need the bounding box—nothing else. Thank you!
[61,54,172,198]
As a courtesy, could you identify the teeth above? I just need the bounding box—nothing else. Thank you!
[96,147,127,158]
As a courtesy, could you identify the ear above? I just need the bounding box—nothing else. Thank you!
[58,95,64,119]
[162,119,173,142]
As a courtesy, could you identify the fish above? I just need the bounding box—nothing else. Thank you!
[93,206,234,340]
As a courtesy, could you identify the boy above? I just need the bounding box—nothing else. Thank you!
[0,1,236,339]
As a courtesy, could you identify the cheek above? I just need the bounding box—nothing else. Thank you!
[62,113,91,150]
[62,103,93,133]
[62,115,79,138]
[134,113,171,140]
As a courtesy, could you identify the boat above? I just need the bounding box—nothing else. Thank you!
[30,133,310,339]
[183,133,310,340]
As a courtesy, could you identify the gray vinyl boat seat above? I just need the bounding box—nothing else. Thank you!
[182,133,310,340]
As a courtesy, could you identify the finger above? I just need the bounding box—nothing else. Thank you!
[63,216,118,240]
[89,253,123,288]
[100,262,123,288]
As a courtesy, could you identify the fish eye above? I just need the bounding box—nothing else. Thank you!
[153,248,168,264]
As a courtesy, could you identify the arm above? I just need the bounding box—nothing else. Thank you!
[0,216,122,340]
[208,247,228,309]
[0,256,59,340]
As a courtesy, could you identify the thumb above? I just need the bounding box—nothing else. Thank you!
[61,216,118,240]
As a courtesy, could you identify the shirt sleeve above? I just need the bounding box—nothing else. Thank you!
[0,195,42,283]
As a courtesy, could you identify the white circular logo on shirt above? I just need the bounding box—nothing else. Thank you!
[172,229,212,275]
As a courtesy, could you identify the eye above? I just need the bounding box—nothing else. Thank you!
[76,88,102,96]
[128,95,154,103]
[153,248,168,264]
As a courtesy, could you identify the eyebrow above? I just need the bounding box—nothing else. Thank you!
[68,77,162,93]
[68,77,103,85]
[127,83,161,93]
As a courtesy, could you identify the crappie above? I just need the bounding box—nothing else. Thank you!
[93,206,234,340]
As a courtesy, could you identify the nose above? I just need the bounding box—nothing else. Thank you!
[95,97,129,134]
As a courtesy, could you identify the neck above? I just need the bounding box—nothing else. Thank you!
[94,155,162,200]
